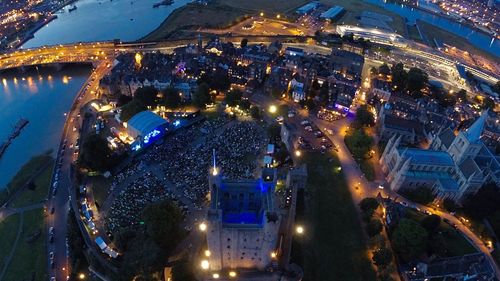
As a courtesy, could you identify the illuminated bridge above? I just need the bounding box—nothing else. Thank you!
[0,42,119,71]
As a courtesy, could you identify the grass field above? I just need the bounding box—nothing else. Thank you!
[142,3,248,41]
[0,214,21,272]
[295,153,376,281]
[10,162,54,208]
[3,208,47,281]
[0,153,53,206]
[418,20,499,62]
[217,0,308,13]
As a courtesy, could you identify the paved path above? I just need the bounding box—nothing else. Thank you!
[0,211,24,281]
[0,202,45,222]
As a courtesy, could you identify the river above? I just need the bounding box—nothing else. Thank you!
[0,66,91,188]
[1,0,192,188]
[23,0,192,48]
[364,0,500,57]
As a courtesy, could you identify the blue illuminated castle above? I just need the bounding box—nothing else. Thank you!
[206,151,280,271]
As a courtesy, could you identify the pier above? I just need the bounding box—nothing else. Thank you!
[0,119,29,159]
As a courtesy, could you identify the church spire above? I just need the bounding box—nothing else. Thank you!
[466,110,488,143]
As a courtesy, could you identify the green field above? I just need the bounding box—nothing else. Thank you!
[418,20,499,62]
[142,3,248,41]
[218,0,308,13]
[10,163,54,208]
[2,208,47,281]
[0,153,53,206]
[0,214,22,272]
[295,153,376,281]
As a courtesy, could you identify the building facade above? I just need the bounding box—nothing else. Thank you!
[380,111,500,202]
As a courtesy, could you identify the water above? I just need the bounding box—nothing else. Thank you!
[0,66,91,188]
[364,0,500,57]
[23,0,192,48]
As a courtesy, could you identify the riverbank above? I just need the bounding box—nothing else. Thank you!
[0,152,54,207]
[418,20,500,62]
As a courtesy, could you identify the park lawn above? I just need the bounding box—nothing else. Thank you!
[10,162,54,208]
[142,3,248,41]
[0,213,21,271]
[0,153,53,206]
[418,20,499,62]
[3,208,47,281]
[299,153,376,281]
[321,0,407,35]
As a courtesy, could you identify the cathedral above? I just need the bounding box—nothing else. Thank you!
[380,111,500,202]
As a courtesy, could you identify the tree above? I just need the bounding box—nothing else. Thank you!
[225,89,242,107]
[355,105,375,127]
[401,186,435,205]
[345,129,374,159]
[142,200,184,252]
[172,259,196,281]
[492,81,500,94]
[134,86,158,107]
[78,134,114,172]
[370,66,378,76]
[305,99,316,111]
[239,99,251,111]
[319,83,329,105]
[120,99,147,122]
[359,197,380,217]
[443,198,458,212]
[240,38,248,49]
[391,63,407,91]
[482,97,495,110]
[393,219,428,261]
[162,86,181,109]
[250,106,261,120]
[117,94,133,107]
[456,89,467,102]
[378,63,391,76]
[366,219,383,237]
[192,82,211,108]
[463,182,500,219]
[406,67,428,95]
[421,214,441,233]
[372,247,393,269]
[267,123,281,140]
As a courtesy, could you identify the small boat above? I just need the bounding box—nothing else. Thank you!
[68,5,77,12]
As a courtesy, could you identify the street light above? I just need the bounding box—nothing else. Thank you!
[229,271,237,278]
[296,225,304,235]
[268,105,277,114]
[260,12,264,17]
[201,260,210,270]
[205,250,211,257]
[295,150,302,157]
[213,273,220,279]
[79,273,85,280]
[199,222,207,232]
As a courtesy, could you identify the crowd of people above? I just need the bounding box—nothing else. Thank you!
[103,114,266,233]
[105,172,173,231]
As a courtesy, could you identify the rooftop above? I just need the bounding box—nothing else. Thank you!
[399,148,455,166]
